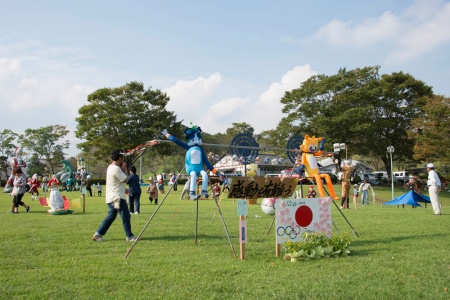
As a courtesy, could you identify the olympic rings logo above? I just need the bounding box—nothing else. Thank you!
[276,225,301,240]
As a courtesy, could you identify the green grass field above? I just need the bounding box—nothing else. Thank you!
[1,184,449,300]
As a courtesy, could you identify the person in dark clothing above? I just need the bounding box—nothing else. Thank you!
[126,166,142,214]
[85,175,93,197]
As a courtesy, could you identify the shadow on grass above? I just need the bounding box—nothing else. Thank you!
[135,233,238,242]
[350,232,448,256]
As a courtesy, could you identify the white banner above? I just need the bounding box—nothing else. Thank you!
[275,197,332,244]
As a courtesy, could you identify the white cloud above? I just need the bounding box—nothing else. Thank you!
[163,66,316,135]
[260,65,316,108]
[0,41,103,157]
[207,97,249,117]
[387,1,450,63]
[250,65,316,132]
[194,96,250,133]
[0,58,21,80]
[4,76,92,117]
[315,0,450,64]
[165,73,222,112]
[315,12,400,48]
[164,72,226,131]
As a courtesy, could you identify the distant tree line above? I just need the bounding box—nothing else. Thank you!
[1,66,449,181]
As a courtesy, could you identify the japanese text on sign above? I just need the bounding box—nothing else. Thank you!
[228,177,298,199]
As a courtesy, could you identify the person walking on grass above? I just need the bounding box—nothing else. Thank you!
[146,178,158,204]
[92,149,138,242]
[9,167,30,214]
[426,163,441,215]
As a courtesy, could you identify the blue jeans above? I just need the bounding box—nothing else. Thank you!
[129,193,141,213]
[96,199,134,238]
[361,190,369,205]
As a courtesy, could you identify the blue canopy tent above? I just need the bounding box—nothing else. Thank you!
[384,190,431,207]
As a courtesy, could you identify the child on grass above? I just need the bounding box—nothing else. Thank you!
[146,179,158,205]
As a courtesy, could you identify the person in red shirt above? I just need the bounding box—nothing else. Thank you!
[307,186,316,198]
[29,174,40,199]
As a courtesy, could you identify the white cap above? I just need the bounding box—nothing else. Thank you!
[426,163,434,168]
[87,175,91,178]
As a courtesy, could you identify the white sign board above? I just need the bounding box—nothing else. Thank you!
[275,197,332,244]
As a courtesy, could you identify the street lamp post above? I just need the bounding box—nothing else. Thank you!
[387,146,395,200]
[333,143,347,161]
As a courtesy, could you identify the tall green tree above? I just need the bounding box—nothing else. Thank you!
[280,66,433,174]
[18,125,69,174]
[0,129,17,182]
[225,122,255,137]
[75,81,183,165]
[26,153,47,177]
[0,129,17,157]
[409,95,450,164]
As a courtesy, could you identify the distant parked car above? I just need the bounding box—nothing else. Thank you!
[393,171,409,183]
[373,171,388,183]
[363,174,379,185]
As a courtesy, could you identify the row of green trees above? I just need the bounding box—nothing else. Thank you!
[1,66,449,179]
[266,66,449,173]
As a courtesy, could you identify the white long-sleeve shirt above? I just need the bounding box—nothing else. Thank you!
[358,182,374,193]
[427,170,441,187]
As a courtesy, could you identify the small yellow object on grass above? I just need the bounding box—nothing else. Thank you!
[72,199,81,209]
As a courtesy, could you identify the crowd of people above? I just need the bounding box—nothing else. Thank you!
[4,148,445,243]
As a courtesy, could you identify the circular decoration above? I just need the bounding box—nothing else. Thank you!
[230,133,259,165]
[286,135,304,164]
[261,198,276,215]
[294,205,313,227]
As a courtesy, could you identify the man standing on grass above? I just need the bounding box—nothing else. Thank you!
[92,149,138,242]
[358,179,374,206]
[426,163,441,215]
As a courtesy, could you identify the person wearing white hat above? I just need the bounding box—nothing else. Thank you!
[84,174,93,197]
[426,163,441,215]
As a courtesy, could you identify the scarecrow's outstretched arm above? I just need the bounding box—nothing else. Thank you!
[162,129,189,150]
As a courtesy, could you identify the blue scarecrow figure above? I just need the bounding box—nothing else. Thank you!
[162,126,223,200]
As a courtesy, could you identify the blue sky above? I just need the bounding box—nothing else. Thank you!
[1,0,450,157]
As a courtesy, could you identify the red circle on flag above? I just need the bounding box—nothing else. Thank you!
[295,205,313,227]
